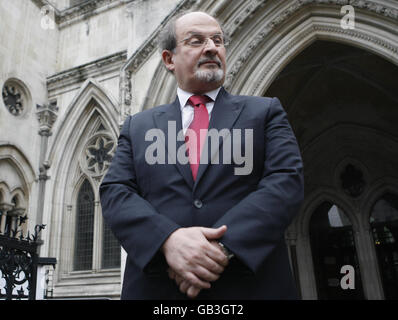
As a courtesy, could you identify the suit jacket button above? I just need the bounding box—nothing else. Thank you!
[193,199,203,209]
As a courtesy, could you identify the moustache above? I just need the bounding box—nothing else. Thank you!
[197,57,222,67]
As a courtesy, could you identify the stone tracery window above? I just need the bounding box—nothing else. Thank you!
[73,123,120,272]
[74,179,94,271]
[2,79,29,116]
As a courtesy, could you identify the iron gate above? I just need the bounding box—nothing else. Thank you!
[0,221,45,300]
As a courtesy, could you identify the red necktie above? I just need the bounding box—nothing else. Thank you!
[186,95,212,180]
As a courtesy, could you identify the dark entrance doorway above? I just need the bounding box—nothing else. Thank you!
[265,40,398,299]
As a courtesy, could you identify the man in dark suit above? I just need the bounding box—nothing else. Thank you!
[100,11,304,299]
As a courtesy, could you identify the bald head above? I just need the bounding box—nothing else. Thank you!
[157,11,226,53]
[175,12,220,30]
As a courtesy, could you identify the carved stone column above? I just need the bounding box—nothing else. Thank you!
[7,207,25,236]
[0,202,14,234]
[36,101,58,227]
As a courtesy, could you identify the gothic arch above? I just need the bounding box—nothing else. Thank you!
[0,182,10,204]
[0,144,34,235]
[0,144,35,208]
[48,78,118,163]
[44,78,119,276]
[360,178,398,226]
[10,188,26,209]
[297,187,359,237]
[223,0,398,95]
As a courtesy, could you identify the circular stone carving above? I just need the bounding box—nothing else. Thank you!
[81,133,116,177]
[2,79,28,116]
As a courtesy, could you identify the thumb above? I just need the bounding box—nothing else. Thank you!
[201,225,227,240]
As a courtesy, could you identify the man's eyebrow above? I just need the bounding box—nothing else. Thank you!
[185,31,223,36]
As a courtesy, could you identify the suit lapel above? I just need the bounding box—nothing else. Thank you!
[194,87,245,189]
[153,97,194,189]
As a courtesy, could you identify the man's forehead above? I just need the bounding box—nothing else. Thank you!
[175,13,222,35]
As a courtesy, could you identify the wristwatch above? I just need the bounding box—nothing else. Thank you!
[218,242,235,260]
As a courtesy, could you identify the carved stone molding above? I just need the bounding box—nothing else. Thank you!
[57,0,135,28]
[119,69,132,125]
[224,0,267,38]
[248,24,398,95]
[224,0,398,91]
[0,203,14,214]
[36,101,59,136]
[47,50,127,93]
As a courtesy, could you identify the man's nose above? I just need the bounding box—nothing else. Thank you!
[203,38,218,52]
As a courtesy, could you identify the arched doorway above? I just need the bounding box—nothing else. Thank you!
[265,40,398,299]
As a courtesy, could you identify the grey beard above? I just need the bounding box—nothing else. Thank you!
[194,68,224,83]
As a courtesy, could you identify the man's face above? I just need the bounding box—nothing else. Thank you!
[163,12,227,94]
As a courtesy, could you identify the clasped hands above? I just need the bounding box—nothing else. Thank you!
[162,225,229,299]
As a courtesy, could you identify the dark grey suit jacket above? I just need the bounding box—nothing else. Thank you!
[100,87,304,299]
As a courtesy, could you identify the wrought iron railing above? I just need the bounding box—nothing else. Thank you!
[0,217,46,300]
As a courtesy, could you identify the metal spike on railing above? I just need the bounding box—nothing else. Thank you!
[18,215,27,226]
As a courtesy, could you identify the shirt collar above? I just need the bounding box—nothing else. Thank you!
[177,87,221,111]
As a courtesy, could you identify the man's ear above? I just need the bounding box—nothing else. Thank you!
[161,50,175,73]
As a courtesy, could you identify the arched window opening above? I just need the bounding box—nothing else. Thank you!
[74,179,94,271]
[310,202,364,299]
[370,193,398,299]
[11,195,18,207]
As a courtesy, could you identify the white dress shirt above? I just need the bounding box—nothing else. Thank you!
[177,87,222,135]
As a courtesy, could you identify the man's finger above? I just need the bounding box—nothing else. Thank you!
[187,286,201,299]
[206,243,229,267]
[175,273,184,286]
[184,272,211,289]
[200,225,227,240]
[198,255,225,274]
[193,265,220,282]
[179,280,190,294]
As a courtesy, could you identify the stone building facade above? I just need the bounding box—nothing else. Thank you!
[0,0,397,299]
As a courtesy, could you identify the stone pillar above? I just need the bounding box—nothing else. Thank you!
[7,207,26,237]
[0,203,14,234]
[286,230,301,298]
[36,101,58,227]
[356,224,385,299]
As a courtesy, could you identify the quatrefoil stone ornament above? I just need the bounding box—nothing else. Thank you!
[82,133,116,177]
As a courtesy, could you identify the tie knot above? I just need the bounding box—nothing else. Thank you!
[188,95,212,107]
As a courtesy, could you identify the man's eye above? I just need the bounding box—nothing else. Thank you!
[212,37,223,45]
[189,37,203,45]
